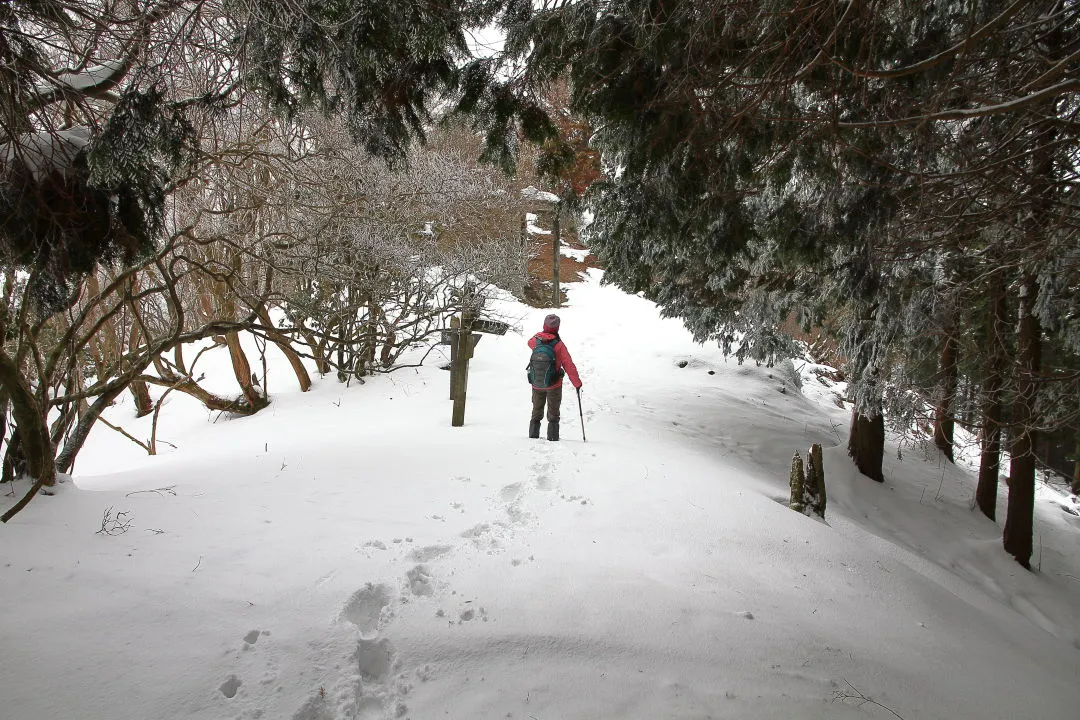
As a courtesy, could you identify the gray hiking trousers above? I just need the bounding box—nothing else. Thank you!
[530,385,563,425]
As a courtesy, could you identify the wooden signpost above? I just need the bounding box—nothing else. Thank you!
[446,314,509,426]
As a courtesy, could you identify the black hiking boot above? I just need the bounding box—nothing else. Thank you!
[547,422,560,441]
[529,420,541,439]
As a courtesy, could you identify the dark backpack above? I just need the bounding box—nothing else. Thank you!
[527,336,561,387]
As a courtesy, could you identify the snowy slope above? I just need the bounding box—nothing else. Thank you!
[2,270,1078,720]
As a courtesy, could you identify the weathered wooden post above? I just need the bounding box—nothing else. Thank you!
[447,314,508,427]
[551,206,561,308]
[451,311,475,427]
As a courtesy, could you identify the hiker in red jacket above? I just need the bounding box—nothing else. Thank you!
[526,314,582,441]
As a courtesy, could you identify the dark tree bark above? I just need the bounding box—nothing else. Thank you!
[848,406,885,483]
[976,274,1008,521]
[2,426,25,485]
[1071,435,1080,496]
[808,442,827,517]
[933,326,959,462]
[130,380,154,417]
[1072,437,1080,496]
[55,384,129,474]
[1003,273,1041,569]
[0,349,56,522]
[0,393,8,454]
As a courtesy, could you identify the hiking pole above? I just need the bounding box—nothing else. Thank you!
[576,386,586,442]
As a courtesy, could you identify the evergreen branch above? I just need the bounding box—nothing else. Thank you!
[832,0,1034,81]
[833,80,1080,128]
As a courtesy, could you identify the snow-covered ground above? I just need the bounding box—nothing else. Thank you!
[3,271,1078,720]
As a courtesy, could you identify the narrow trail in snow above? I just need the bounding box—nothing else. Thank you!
[4,272,1078,720]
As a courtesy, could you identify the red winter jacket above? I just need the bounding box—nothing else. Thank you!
[528,332,581,390]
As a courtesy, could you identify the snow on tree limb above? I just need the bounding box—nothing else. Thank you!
[835,80,1080,128]
[0,127,91,180]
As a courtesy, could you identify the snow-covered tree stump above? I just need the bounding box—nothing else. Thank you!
[789,451,806,513]
[790,445,827,519]
[806,443,827,518]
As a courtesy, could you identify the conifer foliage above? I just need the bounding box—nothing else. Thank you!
[497,0,1079,567]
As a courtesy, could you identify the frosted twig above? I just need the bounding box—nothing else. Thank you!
[125,485,177,497]
[833,679,906,720]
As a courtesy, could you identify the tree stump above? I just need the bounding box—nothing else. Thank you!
[790,445,827,518]
[807,443,827,518]
[789,451,806,513]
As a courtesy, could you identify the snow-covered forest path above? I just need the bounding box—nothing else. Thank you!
[2,272,1079,720]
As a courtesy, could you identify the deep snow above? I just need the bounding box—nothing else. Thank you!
[2,271,1078,720]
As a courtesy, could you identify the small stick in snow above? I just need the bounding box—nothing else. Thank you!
[125,485,177,498]
[192,556,202,573]
[833,679,906,720]
[829,421,843,443]
[96,506,133,535]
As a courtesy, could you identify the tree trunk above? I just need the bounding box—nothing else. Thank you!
[0,393,8,464]
[807,443,827,517]
[933,327,959,462]
[1072,435,1080,496]
[139,373,256,415]
[1003,273,1040,569]
[848,406,885,483]
[789,451,806,513]
[358,296,378,377]
[300,327,330,375]
[976,273,1007,521]
[2,427,24,485]
[55,384,129,474]
[0,349,56,522]
[127,301,154,416]
[256,306,311,392]
[225,331,266,411]
[130,380,154,417]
